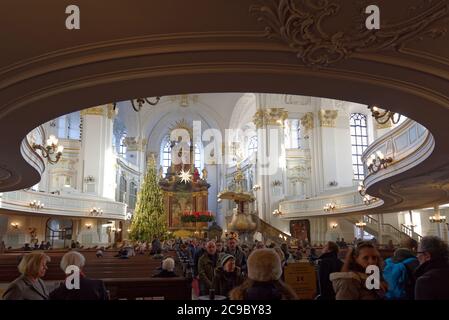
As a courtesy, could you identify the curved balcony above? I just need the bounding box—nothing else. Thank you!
[362,119,433,188]
[279,187,383,218]
[0,189,127,220]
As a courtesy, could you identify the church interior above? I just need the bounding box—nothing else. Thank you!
[1,0,449,301]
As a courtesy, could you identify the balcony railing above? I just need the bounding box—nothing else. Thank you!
[0,189,127,220]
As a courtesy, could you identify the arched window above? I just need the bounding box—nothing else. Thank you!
[129,181,138,209]
[350,113,369,181]
[161,139,172,175]
[57,112,81,140]
[248,136,258,154]
[119,175,127,203]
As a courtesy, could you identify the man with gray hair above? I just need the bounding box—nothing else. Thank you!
[414,236,449,300]
[49,251,108,300]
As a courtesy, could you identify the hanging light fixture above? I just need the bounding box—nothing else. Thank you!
[366,151,393,174]
[355,221,367,229]
[429,215,446,223]
[29,200,44,210]
[358,182,378,205]
[31,135,64,165]
[323,202,337,212]
[368,106,402,125]
[112,97,161,112]
[272,209,283,216]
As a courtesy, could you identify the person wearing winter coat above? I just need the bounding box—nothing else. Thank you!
[414,236,449,300]
[383,248,418,300]
[213,254,243,298]
[330,241,387,300]
[229,248,298,300]
[316,241,343,300]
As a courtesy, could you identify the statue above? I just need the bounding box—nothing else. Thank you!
[159,166,164,179]
[193,168,200,182]
[202,168,208,181]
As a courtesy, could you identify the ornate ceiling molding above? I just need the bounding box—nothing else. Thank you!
[250,0,449,67]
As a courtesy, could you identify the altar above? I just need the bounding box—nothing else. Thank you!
[158,121,211,232]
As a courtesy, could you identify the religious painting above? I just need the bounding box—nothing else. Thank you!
[290,219,310,242]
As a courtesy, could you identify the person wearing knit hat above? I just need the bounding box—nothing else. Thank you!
[212,254,243,298]
[229,249,298,300]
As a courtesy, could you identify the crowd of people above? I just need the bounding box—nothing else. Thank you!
[2,234,449,300]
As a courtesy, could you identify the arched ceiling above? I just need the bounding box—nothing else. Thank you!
[1,0,449,214]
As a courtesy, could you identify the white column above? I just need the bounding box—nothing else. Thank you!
[80,105,116,199]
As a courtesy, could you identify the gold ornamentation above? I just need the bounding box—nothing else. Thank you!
[80,106,105,117]
[252,108,288,128]
[250,0,449,67]
[319,110,338,128]
[376,120,392,130]
[107,104,117,119]
[168,119,193,138]
[300,112,314,131]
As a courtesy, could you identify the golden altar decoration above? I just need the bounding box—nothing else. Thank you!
[158,120,211,232]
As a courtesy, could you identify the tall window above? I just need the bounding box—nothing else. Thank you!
[129,181,137,209]
[283,119,301,149]
[118,134,127,158]
[118,175,127,203]
[162,140,172,175]
[194,144,201,169]
[57,112,81,140]
[350,113,369,181]
[248,136,258,154]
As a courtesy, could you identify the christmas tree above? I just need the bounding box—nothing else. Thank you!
[129,156,167,241]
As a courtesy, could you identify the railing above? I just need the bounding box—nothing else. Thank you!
[225,214,296,245]
[0,189,127,219]
[250,214,296,245]
[348,215,422,243]
[400,224,423,241]
[362,119,433,185]
[279,187,382,218]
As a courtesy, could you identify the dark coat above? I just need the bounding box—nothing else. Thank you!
[213,266,243,297]
[414,259,449,300]
[153,270,177,278]
[198,253,219,291]
[317,251,343,300]
[2,275,49,300]
[225,247,247,271]
[245,281,282,300]
[49,276,108,300]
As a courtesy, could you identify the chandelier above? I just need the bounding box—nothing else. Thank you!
[112,97,161,112]
[31,135,64,165]
[429,215,446,223]
[368,106,402,125]
[272,209,283,216]
[366,151,393,174]
[89,207,103,216]
[323,202,336,212]
[358,182,378,205]
[29,200,44,209]
[355,221,367,229]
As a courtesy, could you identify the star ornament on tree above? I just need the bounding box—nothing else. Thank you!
[178,169,192,184]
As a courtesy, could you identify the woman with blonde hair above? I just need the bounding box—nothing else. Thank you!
[2,252,50,300]
[330,241,387,300]
[229,248,298,300]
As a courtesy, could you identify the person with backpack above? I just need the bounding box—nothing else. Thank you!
[383,248,419,300]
